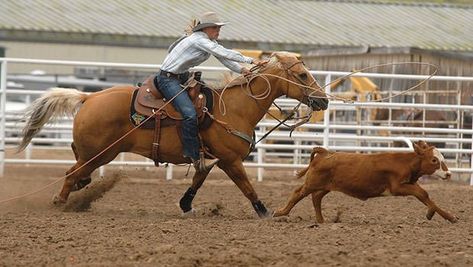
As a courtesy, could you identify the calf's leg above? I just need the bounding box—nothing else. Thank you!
[311,190,330,223]
[390,183,457,223]
[273,184,312,217]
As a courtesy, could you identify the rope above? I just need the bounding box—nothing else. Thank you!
[0,61,437,204]
[0,85,188,205]
[207,61,439,147]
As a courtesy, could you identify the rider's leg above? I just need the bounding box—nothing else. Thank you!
[156,73,218,171]
[157,74,199,160]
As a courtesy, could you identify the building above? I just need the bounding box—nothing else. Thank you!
[1,0,472,101]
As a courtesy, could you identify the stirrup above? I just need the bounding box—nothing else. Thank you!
[193,158,219,172]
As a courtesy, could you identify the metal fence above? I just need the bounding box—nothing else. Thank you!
[2,58,473,184]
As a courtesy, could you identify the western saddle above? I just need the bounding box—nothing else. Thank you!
[131,73,213,166]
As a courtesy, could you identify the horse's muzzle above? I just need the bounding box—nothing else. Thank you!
[308,97,329,111]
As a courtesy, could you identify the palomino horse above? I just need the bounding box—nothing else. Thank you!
[18,52,328,217]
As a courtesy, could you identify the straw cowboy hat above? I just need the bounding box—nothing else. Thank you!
[193,12,227,32]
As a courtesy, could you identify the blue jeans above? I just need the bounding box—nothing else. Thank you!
[156,72,200,161]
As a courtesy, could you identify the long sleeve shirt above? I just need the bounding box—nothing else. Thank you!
[160,31,253,74]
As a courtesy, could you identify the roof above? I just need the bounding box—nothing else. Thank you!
[1,0,472,51]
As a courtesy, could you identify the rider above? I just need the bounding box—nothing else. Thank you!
[156,11,267,172]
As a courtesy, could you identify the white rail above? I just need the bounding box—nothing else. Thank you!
[1,58,473,185]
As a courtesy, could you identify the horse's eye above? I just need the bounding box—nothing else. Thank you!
[299,73,308,81]
[432,158,438,164]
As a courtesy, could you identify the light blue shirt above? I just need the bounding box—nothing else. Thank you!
[161,31,253,74]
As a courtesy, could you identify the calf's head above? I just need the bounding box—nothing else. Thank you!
[414,141,451,180]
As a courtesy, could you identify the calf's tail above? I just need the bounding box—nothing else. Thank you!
[296,147,328,179]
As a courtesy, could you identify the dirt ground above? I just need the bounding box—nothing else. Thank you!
[1,162,473,267]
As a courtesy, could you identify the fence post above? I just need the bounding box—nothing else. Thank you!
[0,60,7,177]
[322,74,331,148]
[470,114,473,186]
[166,164,173,180]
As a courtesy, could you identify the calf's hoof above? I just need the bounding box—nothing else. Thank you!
[273,210,285,217]
[52,194,66,206]
[448,215,459,223]
[426,209,435,220]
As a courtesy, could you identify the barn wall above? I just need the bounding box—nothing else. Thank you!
[304,52,473,105]
[0,40,228,79]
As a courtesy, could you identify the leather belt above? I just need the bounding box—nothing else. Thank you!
[160,70,189,80]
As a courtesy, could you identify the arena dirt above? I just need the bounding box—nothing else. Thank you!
[1,164,472,267]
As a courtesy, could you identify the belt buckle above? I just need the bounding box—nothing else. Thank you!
[166,72,171,78]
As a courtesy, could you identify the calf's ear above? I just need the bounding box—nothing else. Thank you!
[415,140,429,149]
[414,143,425,155]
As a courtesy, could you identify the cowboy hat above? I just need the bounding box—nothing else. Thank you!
[193,12,227,32]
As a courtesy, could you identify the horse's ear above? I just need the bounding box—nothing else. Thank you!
[273,52,282,61]
[268,53,280,64]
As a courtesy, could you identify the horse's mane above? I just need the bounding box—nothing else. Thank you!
[209,53,288,91]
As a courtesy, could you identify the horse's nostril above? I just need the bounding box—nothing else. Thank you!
[446,172,452,180]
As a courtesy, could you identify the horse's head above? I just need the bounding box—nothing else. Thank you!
[267,52,328,111]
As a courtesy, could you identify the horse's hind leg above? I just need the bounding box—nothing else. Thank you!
[70,143,91,191]
[53,160,95,204]
[54,151,119,204]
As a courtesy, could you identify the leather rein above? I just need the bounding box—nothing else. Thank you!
[254,60,323,144]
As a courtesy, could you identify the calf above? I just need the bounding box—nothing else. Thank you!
[273,141,458,223]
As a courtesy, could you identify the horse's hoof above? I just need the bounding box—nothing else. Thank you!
[181,208,197,218]
[52,195,66,206]
[71,177,92,192]
[258,209,273,219]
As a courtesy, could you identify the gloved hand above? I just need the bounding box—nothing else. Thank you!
[252,58,269,66]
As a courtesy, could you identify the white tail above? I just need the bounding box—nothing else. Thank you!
[18,88,87,151]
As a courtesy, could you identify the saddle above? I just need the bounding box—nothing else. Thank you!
[134,74,206,121]
[130,73,214,166]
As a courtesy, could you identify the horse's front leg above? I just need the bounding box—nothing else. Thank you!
[179,168,212,213]
[221,160,271,218]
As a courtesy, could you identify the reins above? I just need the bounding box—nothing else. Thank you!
[210,60,438,146]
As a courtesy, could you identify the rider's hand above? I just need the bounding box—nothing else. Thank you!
[241,67,251,76]
[252,59,269,66]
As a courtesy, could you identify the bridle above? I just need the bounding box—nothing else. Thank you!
[279,60,325,109]
[249,59,326,143]
[211,57,329,150]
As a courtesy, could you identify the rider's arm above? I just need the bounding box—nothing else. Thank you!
[216,56,247,73]
[195,37,253,64]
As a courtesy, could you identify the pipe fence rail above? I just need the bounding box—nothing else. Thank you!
[2,58,473,185]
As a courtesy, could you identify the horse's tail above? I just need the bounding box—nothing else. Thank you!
[296,147,329,179]
[18,88,87,151]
